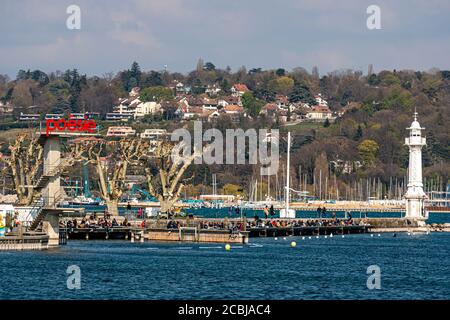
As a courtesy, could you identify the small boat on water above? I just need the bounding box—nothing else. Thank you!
[67,196,104,206]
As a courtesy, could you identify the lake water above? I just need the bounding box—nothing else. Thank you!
[1,232,449,300]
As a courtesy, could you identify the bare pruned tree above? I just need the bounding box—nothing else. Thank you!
[78,138,150,216]
[0,134,43,204]
[145,140,208,213]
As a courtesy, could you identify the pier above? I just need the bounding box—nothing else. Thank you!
[0,232,49,251]
[62,226,135,240]
[57,216,372,244]
[247,225,369,237]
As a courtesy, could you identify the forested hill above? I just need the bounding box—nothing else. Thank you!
[287,69,450,189]
[0,64,449,191]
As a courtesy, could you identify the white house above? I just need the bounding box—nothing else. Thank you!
[315,93,328,107]
[205,84,221,96]
[134,101,162,118]
[140,129,167,140]
[202,98,218,111]
[306,106,333,120]
[231,83,249,97]
[106,126,136,137]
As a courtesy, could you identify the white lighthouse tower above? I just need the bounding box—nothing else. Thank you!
[404,111,427,220]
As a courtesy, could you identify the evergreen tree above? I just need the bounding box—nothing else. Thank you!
[130,61,142,87]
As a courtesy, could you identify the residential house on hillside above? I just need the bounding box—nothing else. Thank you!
[218,96,239,108]
[202,97,218,111]
[231,83,249,97]
[187,96,204,108]
[174,82,191,95]
[134,101,162,118]
[113,87,162,119]
[200,110,221,123]
[315,93,328,107]
[140,128,168,140]
[260,103,279,119]
[19,112,40,121]
[306,105,333,120]
[0,102,13,116]
[105,112,132,121]
[205,84,221,97]
[223,104,244,115]
[223,104,245,122]
[129,87,140,96]
[275,94,289,109]
[177,105,204,120]
[140,128,168,149]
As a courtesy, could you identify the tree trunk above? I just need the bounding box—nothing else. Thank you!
[106,199,119,216]
[160,198,175,213]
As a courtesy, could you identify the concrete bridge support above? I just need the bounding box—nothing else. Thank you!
[42,213,59,247]
[42,136,61,207]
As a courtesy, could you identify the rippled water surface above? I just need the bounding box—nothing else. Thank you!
[1,232,449,300]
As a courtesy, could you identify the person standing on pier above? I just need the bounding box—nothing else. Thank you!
[269,205,275,218]
[263,205,269,219]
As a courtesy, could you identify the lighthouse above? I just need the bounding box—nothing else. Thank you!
[404,111,427,220]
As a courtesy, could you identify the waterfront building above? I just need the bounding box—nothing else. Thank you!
[140,128,168,141]
[69,112,99,120]
[105,112,132,121]
[19,112,40,121]
[45,113,64,120]
[106,126,136,137]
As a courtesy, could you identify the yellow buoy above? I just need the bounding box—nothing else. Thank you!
[225,244,231,251]
[291,241,297,248]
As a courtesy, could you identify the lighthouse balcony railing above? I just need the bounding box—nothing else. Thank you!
[405,137,426,145]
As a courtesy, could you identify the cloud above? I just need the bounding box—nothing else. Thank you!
[0,0,449,77]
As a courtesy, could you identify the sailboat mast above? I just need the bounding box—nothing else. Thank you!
[285,132,291,213]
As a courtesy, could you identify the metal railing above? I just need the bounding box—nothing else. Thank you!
[27,190,66,231]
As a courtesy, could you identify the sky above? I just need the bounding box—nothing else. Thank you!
[1,0,450,78]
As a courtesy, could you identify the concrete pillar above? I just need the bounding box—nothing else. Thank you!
[43,136,61,207]
[42,213,59,248]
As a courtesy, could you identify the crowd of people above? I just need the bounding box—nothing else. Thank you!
[62,213,141,229]
[247,217,354,229]
[61,206,355,232]
[164,212,354,232]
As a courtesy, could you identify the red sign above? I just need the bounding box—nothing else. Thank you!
[46,115,97,136]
